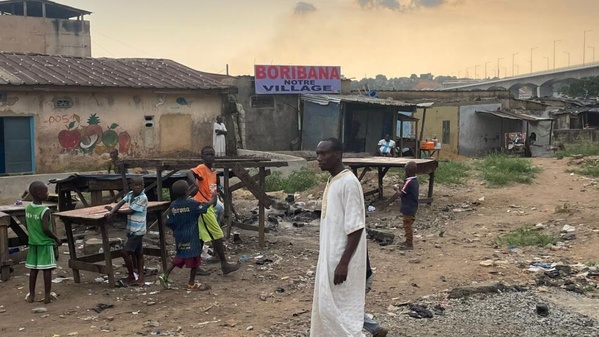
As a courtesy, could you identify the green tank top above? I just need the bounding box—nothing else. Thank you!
[26,203,55,246]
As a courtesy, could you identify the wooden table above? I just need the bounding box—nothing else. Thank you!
[53,201,170,287]
[0,202,58,281]
[119,158,289,248]
[343,157,438,203]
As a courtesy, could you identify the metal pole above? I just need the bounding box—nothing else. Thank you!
[530,47,537,74]
[474,65,479,79]
[497,58,503,78]
[553,40,560,70]
[512,53,518,76]
[485,61,490,79]
[584,30,593,66]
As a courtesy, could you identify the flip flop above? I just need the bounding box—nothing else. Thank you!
[158,274,170,289]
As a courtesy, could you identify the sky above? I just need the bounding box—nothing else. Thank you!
[58,0,599,79]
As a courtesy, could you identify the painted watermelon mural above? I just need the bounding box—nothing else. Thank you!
[57,113,131,155]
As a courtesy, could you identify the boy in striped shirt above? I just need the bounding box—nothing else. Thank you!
[394,161,419,250]
[106,177,148,286]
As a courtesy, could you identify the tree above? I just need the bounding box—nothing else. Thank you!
[560,77,599,98]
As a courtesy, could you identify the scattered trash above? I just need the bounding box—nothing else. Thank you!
[561,225,576,233]
[536,303,549,317]
[52,277,73,284]
[32,307,48,313]
[239,255,249,263]
[367,205,376,212]
[91,303,114,313]
[408,304,433,319]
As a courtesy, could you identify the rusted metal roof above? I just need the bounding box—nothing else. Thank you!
[0,52,234,90]
[476,109,553,122]
[302,94,419,107]
[0,0,91,19]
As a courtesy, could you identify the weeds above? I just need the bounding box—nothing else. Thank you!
[566,162,599,177]
[477,154,541,186]
[435,160,470,185]
[265,167,327,193]
[555,142,599,158]
[495,226,558,248]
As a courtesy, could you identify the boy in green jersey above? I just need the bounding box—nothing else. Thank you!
[25,181,62,304]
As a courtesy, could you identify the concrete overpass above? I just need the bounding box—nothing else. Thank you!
[442,62,599,98]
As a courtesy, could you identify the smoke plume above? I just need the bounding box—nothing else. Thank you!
[357,0,448,11]
[294,2,317,15]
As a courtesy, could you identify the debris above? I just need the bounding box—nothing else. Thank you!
[479,260,495,267]
[143,321,160,328]
[366,228,395,246]
[32,307,48,313]
[246,326,254,331]
[51,277,73,284]
[408,304,433,319]
[91,303,114,313]
[561,225,576,233]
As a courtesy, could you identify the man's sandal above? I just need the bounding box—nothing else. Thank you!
[187,282,211,291]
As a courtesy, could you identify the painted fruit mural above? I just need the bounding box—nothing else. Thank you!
[57,113,131,155]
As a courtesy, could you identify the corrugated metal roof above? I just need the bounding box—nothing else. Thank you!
[476,110,553,122]
[0,52,234,90]
[0,0,91,19]
[302,94,418,107]
[553,107,599,115]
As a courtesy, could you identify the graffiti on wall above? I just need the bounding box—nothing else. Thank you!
[57,113,131,155]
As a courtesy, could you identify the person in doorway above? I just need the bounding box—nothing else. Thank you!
[311,137,367,336]
[188,146,240,275]
[25,181,62,304]
[213,115,227,157]
[394,161,419,250]
[376,134,395,157]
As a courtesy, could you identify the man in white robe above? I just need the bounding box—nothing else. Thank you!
[213,116,227,157]
[311,137,367,337]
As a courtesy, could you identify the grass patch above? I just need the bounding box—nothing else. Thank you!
[555,142,599,158]
[435,160,470,185]
[477,154,541,186]
[566,161,599,177]
[495,226,558,248]
[265,167,327,193]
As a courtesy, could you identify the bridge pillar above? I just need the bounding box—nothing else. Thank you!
[537,85,554,98]
[509,86,520,98]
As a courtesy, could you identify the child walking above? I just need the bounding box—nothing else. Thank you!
[105,176,147,286]
[159,180,215,290]
[25,181,62,304]
[394,161,419,250]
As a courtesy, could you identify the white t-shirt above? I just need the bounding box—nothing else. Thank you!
[378,139,396,154]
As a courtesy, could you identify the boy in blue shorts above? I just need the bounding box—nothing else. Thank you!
[25,181,62,304]
[159,180,216,290]
[105,176,147,286]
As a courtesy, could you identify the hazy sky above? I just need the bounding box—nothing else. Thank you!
[59,0,599,79]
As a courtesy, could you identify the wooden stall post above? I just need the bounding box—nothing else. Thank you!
[63,219,81,283]
[223,167,232,238]
[258,167,266,248]
[0,212,11,281]
[156,209,168,273]
[99,221,115,287]
[157,169,163,201]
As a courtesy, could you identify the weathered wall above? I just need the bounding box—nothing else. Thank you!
[414,106,459,154]
[459,103,521,156]
[0,90,222,173]
[553,129,599,143]
[0,16,91,57]
[235,76,300,151]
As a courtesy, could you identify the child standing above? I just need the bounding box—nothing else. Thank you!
[105,176,147,286]
[159,180,215,290]
[394,161,419,250]
[25,181,62,304]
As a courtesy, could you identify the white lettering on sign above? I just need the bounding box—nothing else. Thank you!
[254,65,341,95]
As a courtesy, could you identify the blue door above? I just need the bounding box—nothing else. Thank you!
[0,117,34,174]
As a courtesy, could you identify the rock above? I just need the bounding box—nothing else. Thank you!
[534,223,546,230]
[409,259,421,264]
[366,228,395,245]
[448,283,516,299]
[32,307,48,313]
[246,326,254,331]
[479,260,495,267]
[83,237,123,255]
[561,233,576,241]
[0,309,5,313]
[67,333,79,336]
[143,321,160,328]
[536,303,549,317]
[561,225,576,233]
[408,304,434,319]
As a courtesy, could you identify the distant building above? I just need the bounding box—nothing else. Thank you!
[0,0,91,57]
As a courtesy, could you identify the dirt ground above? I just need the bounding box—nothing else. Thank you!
[1,157,599,337]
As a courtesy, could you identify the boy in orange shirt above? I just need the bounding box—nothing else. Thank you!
[187,146,240,275]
